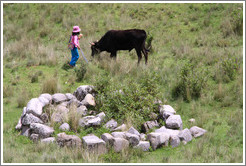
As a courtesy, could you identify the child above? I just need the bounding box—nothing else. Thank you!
[69,26,83,67]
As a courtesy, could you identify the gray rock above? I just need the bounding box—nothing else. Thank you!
[59,123,70,131]
[189,118,196,123]
[149,112,158,120]
[140,133,146,141]
[170,135,180,148]
[82,135,107,154]
[112,124,127,131]
[40,113,49,123]
[128,126,140,137]
[57,132,82,147]
[51,112,64,124]
[104,119,118,130]
[52,93,68,104]
[16,107,27,130]
[77,105,87,116]
[142,120,159,132]
[41,137,55,144]
[134,141,150,151]
[111,132,126,139]
[112,138,129,152]
[87,117,101,126]
[38,96,50,107]
[73,85,95,101]
[26,98,43,117]
[155,126,180,136]
[125,132,140,146]
[30,123,54,139]
[30,134,39,142]
[189,126,207,138]
[39,93,52,102]
[78,116,95,127]
[178,128,192,143]
[81,94,96,107]
[22,113,44,125]
[21,125,31,137]
[159,105,176,114]
[166,115,183,129]
[65,93,76,100]
[147,132,170,150]
[96,112,106,121]
[68,98,82,107]
[101,133,114,145]
[56,105,69,114]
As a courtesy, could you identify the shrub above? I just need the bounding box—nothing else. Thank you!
[67,104,80,132]
[17,88,29,108]
[30,73,39,83]
[3,85,14,98]
[74,62,87,82]
[171,62,209,101]
[41,77,60,94]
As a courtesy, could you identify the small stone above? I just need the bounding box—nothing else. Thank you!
[38,96,50,107]
[134,141,150,151]
[21,125,31,137]
[147,132,169,150]
[39,93,52,102]
[30,134,39,142]
[149,112,158,120]
[56,105,69,114]
[78,116,95,127]
[87,117,101,126]
[96,112,106,121]
[111,132,126,139]
[113,124,127,131]
[65,93,76,100]
[26,98,43,117]
[140,133,146,141]
[59,123,70,131]
[81,94,96,107]
[77,105,87,116]
[159,105,176,114]
[189,126,207,138]
[142,120,159,132]
[51,112,64,124]
[41,137,55,144]
[189,118,196,123]
[73,85,95,101]
[104,119,118,130]
[40,113,49,123]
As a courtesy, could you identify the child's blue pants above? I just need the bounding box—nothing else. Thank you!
[70,47,79,66]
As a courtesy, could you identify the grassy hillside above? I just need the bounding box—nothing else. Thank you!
[2,3,244,163]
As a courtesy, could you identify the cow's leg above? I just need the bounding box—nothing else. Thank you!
[142,49,148,65]
[136,49,142,65]
[110,51,117,60]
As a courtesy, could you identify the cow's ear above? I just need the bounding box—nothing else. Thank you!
[90,42,95,46]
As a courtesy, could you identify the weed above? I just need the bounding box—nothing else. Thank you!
[3,85,14,98]
[17,88,30,108]
[41,77,60,94]
[74,62,87,82]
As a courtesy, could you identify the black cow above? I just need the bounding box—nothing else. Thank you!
[90,29,149,64]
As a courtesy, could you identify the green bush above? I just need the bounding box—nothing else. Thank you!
[95,71,161,130]
[172,62,209,101]
[74,62,87,82]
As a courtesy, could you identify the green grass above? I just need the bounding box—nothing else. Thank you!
[2,3,243,163]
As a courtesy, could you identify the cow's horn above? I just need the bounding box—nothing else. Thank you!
[90,42,95,45]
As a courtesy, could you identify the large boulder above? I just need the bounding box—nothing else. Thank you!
[159,105,176,122]
[142,120,159,132]
[134,141,150,151]
[30,123,54,139]
[26,98,43,117]
[125,133,140,146]
[189,126,207,138]
[52,93,68,104]
[38,96,50,107]
[82,135,107,154]
[73,85,95,101]
[57,132,82,147]
[166,115,183,130]
[39,93,52,102]
[178,128,192,143]
[81,94,96,107]
[112,138,129,152]
[21,113,44,125]
[104,119,118,130]
[155,126,180,136]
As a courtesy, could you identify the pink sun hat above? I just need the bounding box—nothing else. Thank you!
[72,26,81,33]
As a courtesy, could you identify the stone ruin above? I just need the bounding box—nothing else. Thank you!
[15,85,207,154]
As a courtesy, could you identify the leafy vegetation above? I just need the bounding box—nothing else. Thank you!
[2,3,243,163]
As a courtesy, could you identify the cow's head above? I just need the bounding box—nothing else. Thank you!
[90,41,100,57]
